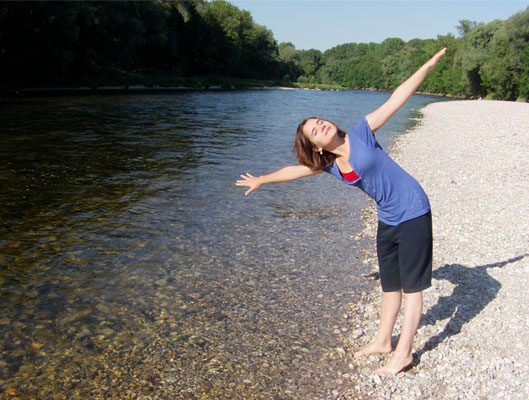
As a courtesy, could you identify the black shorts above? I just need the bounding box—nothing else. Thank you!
[376,211,433,293]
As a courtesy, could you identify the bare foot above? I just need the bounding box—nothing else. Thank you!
[373,353,413,376]
[354,341,392,358]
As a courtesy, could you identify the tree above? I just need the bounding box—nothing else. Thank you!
[456,20,478,37]
[518,42,529,99]
[482,7,529,99]
[456,19,502,97]
[278,42,300,82]
[199,0,279,78]
[419,35,462,95]
[297,49,322,83]
[0,0,526,98]
[0,2,83,85]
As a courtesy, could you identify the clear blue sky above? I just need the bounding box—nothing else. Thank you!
[229,0,529,51]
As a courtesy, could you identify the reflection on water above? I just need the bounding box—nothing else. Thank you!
[0,90,446,398]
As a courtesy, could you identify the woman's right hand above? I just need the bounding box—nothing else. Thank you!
[235,173,262,196]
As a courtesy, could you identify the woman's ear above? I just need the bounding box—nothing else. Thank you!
[313,147,322,153]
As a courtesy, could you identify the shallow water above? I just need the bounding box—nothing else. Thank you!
[0,90,446,398]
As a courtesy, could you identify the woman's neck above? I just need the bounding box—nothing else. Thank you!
[329,134,349,160]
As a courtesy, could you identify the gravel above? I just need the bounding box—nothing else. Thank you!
[341,100,529,400]
[2,99,526,399]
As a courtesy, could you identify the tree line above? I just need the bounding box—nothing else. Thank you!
[0,0,283,87]
[1,1,528,100]
[287,6,529,101]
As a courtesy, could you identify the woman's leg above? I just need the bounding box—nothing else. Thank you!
[354,290,402,357]
[374,290,423,375]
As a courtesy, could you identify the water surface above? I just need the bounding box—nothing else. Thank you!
[0,89,446,399]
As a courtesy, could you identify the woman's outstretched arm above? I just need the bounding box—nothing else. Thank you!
[366,47,447,133]
[236,165,322,196]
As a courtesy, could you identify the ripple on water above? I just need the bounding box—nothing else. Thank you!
[0,90,448,398]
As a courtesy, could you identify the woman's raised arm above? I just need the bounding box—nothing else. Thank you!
[235,165,322,196]
[366,47,447,133]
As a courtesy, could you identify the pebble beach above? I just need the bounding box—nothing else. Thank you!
[1,98,527,399]
[341,100,529,399]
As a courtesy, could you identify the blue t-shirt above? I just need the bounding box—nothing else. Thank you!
[323,117,430,226]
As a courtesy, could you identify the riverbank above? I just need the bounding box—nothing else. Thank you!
[341,100,529,399]
[1,90,444,399]
[0,83,349,97]
[2,85,459,97]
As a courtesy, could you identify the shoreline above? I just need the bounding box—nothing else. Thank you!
[0,85,457,97]
[0,86,332,97]
[341,100,529,399]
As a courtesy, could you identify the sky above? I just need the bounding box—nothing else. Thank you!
[229,0,529,51]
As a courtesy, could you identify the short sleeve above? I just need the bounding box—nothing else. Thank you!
[350,117,376,147]
[322,160,341,179]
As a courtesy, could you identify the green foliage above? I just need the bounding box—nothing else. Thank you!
[293,7,529,101]
[0,0,282,87]
[456,20,478,37]
[278,42,300,82]
[480,8,529,100]
[200,0,279,78]
[297,49,323,83]
[0,1,527,100]
[456,19,501,96]
[518,42,529,100]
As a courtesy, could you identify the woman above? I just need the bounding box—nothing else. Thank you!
[236,48,447,375]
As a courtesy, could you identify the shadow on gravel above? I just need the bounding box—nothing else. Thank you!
[414,253,528,364]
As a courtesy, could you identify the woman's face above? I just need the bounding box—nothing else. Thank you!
[302,118,338,151]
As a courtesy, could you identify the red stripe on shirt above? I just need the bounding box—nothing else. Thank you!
[340,169,360,182]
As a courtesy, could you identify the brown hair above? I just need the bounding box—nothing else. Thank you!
[293,117,346,170]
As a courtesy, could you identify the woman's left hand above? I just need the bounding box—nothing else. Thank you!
[428,47,447,68]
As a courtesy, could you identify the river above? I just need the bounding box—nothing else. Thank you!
[0,89,447,399]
